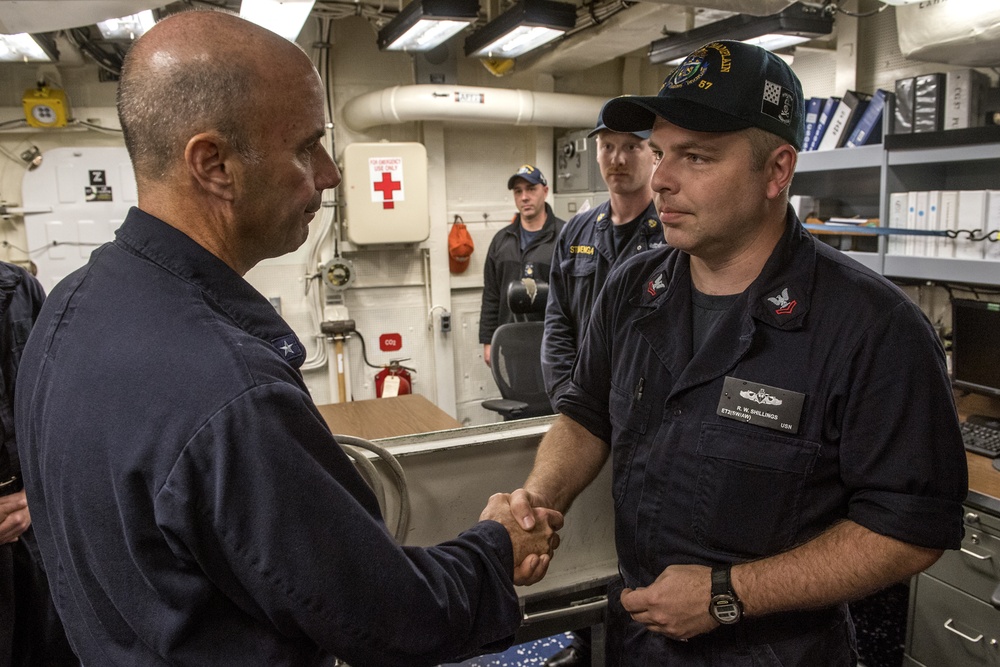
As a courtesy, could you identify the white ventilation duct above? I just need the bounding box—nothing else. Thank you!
[343,84,608,131]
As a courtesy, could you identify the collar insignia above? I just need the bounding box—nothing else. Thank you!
[647,273,666,297]
[271,334,304,363]
[767,287,797,315]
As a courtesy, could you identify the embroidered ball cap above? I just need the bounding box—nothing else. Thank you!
[601,40,805,150]
[448,222,475,274]
[587,101,651,140]
[507,164,548,189]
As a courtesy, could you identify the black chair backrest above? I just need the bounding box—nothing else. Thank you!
[487,321,554,420]
[506,279,549,321]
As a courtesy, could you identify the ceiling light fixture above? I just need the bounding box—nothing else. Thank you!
[96,10,157,41]
[647,2,833,66]
[378,0,479,52]
[240,0,316,41]
[464,0,576,60]
[0,33,57,62]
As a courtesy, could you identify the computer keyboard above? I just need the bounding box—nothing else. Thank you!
[961,417,1000,458]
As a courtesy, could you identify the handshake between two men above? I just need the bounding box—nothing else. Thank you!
[479,490,564,587]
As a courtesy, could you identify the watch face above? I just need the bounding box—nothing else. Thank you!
[710,595,742,624]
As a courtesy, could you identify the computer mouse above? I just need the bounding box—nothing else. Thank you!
[994,457,1000,473]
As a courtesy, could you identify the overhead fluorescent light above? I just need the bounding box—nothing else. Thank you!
[378,0,479,52]
[648,2,833,65]
[96,10,157,40]
[240,0,316,41]
[660,33,811,67]
[878,0,922,4]
[0,33,56,62]
[464,0,576,59]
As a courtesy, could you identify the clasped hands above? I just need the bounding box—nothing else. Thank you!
[480,488,563,586]
[489,489,721,639]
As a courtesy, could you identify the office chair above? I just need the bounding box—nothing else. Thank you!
[482,279,555,421]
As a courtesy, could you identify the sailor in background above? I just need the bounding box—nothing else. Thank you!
[541,111,660,667]
[480,165,565,368]
[542,109,662,405]
[0,260,76,667]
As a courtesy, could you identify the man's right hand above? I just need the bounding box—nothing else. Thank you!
[509,487,554,531]
[0,490,30,544]
[483,343,492,367]
[505,487,562,585]
[481,492,562,585]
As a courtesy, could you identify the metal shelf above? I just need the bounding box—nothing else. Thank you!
[887,142,1000,167]
[796,144,883,173]
[882,256,1000,285]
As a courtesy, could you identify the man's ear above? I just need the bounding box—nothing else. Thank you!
[765,144,797,201]
[184,132,237,201]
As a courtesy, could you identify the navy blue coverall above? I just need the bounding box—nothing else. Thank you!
[16,209,523,667]
[541,199,663,404]
[557,209,968,665]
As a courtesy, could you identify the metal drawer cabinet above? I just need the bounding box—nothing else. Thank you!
[906,574,1000,667]
[924,514,1000,604]
[905,504,1000,667]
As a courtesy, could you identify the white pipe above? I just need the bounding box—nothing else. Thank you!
[343,84,608,132]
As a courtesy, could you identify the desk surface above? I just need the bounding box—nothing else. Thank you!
[957,393,1000,501]
[317,394,463,441]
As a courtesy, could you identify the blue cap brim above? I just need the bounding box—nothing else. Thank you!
[602,96,752,136]
[586,121,651,140]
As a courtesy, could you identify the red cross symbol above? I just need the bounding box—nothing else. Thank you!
[373,172,402,210]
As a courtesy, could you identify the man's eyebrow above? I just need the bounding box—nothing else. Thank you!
[302,128,325,146]
[649,138,724,156]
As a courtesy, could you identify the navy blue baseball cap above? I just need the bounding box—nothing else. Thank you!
[587,101,651,140]
[601,40,805,150]
[507,164,548,189]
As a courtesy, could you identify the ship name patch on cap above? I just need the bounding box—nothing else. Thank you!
[717,376,805,434]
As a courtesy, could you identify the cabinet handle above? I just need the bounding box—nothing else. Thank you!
[943,618,983,643]
[522,597,606,624]
[960,547,992,561]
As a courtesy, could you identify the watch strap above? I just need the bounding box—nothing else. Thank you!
[709,564,743,625]
[711,565,732,597]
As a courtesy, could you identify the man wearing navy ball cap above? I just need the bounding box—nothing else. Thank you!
[540,105,662,667]
[510,40,967,665]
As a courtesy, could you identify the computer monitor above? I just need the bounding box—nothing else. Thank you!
[951,298,1000,399]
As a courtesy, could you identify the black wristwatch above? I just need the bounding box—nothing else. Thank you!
[709,565,743,625]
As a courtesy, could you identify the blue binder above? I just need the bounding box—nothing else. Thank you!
[808,97,840,151]
[845,89,888,147]
[803,97,824,151]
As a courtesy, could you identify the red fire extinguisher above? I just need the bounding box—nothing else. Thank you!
[375,359,414,398]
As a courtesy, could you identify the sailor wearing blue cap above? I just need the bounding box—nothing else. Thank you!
[512,40,966,667]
